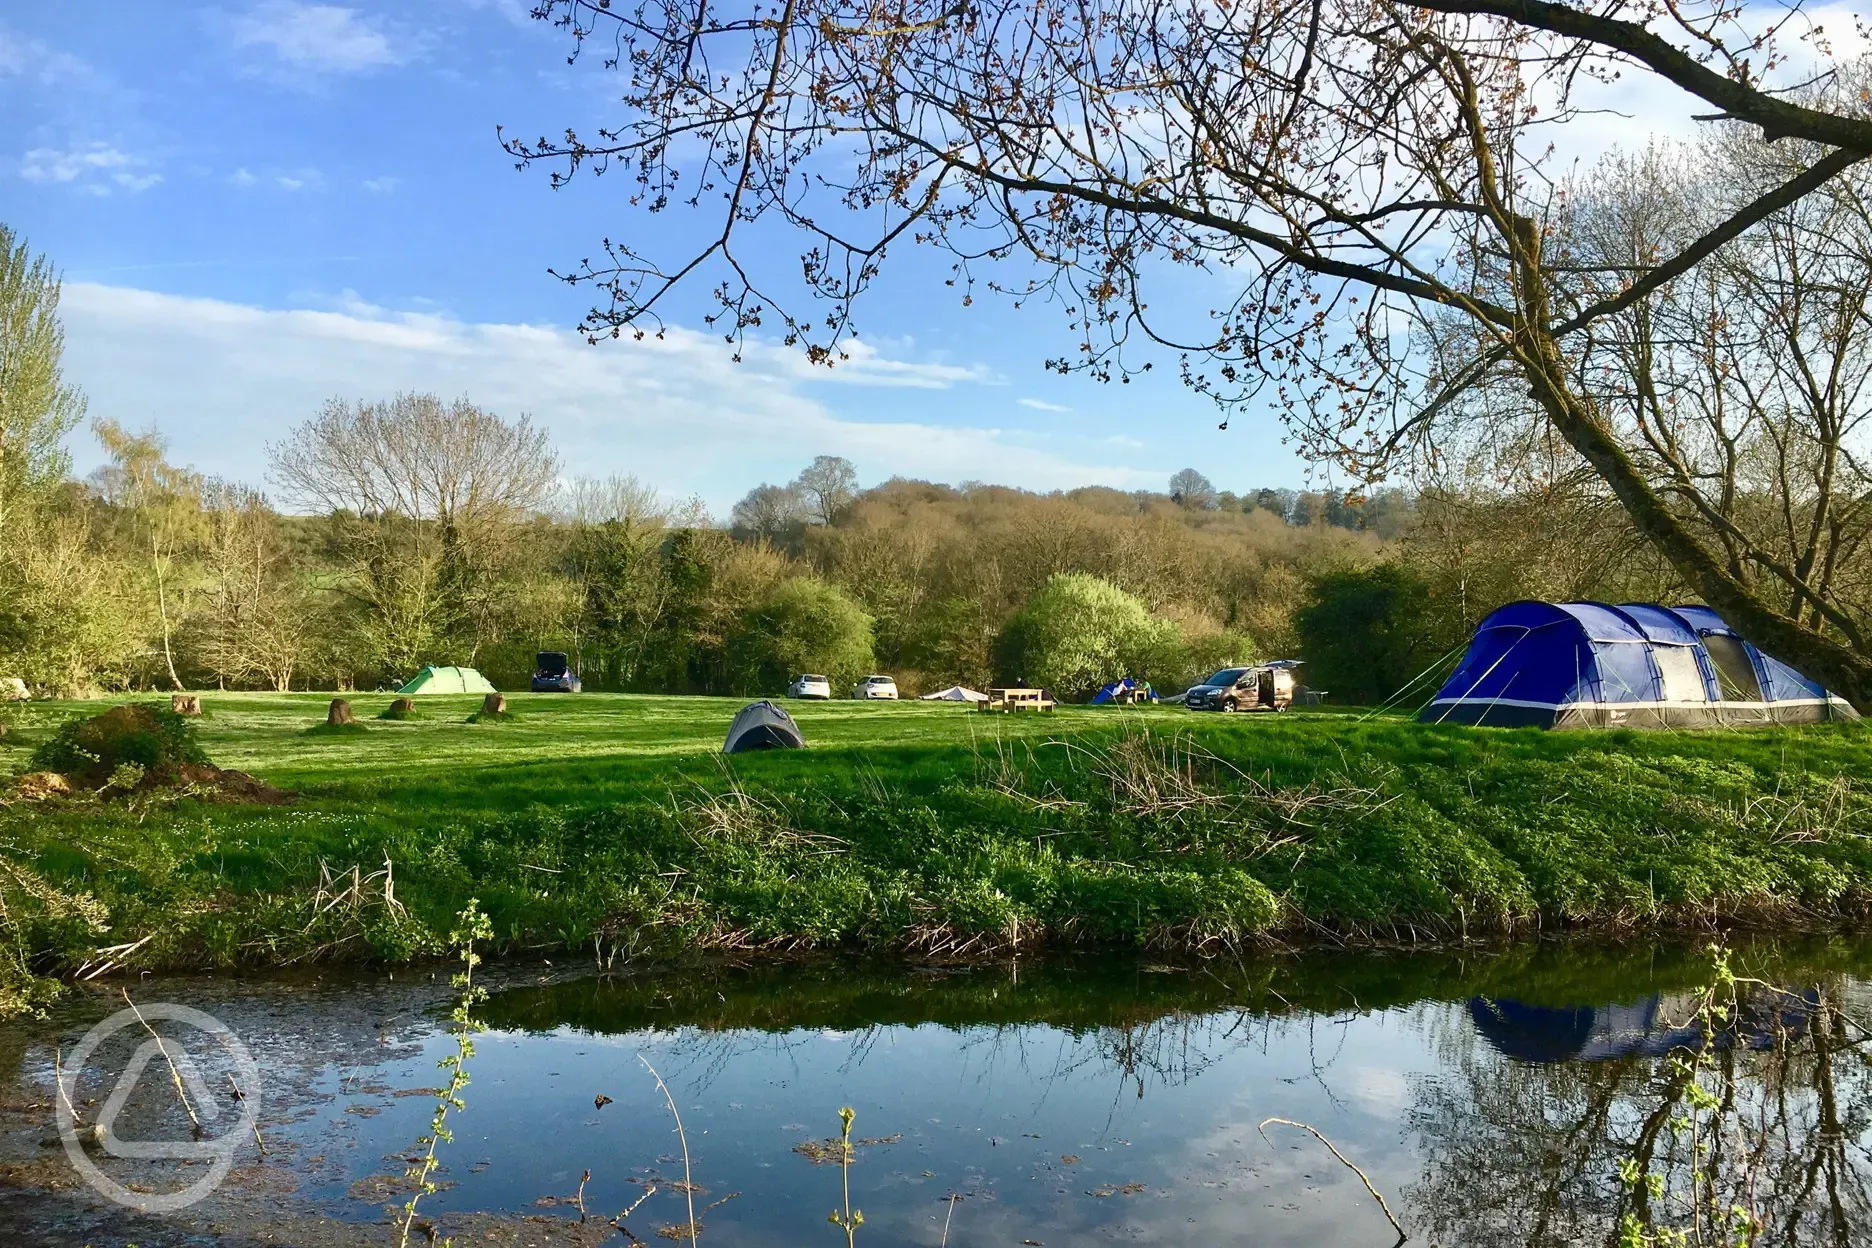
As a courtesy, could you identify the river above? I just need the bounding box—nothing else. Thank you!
[2,936,1868,1246]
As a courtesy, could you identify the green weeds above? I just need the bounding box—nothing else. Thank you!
[0,694,1869,1007]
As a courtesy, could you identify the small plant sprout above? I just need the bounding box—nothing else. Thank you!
[397,898,492,1248]
[827,1105,864,1244]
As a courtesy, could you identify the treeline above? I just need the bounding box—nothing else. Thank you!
[0,223,1683,703]
[1,391,1399,697]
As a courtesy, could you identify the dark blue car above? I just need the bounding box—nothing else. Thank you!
[530,651,582,693]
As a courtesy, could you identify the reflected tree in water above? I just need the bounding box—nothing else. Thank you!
[1407,971,1872,1247]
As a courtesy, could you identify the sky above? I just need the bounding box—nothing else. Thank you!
[0,0,1302,516]
[1,1,1822,516]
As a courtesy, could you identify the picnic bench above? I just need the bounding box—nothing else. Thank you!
[981,687,1056,712]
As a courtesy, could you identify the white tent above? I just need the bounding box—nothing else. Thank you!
[921,685,990,702]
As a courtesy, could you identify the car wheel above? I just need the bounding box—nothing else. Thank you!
[1221,701,1237,712]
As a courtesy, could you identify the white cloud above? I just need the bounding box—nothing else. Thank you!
[0,27,98,84]
[228,2,404,75]
[229,167,257,187]
[362,175,399,193]
[273,168,322,191]
[19,143,158,193]
[56,284,1164,514]
[1018,397,1072,413]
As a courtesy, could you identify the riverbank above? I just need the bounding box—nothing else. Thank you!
[3,693,1870,1014]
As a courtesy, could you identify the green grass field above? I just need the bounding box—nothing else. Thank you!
[3,690,1872,1011]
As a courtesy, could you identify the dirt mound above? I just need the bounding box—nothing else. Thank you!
[176,763,295,806]
[12,772,70,800]
[28,703,294,804]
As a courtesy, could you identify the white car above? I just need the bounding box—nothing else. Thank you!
[851,674,900,700]
[789,673,832,699]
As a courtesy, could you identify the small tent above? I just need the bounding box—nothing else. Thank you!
[1091,677,1158,705]
[920,686,989,703]
[724,700,806,753]
[1421,601,1858,729]
[398,665,498,696]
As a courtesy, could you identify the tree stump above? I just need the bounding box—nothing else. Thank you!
[171,693,203,716]
[481,692,507,716]
[386,697,416,718]
[327,698,354,726]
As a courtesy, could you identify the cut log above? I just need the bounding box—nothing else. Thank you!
[327,698,355,726]
[388,697,416,717]
[481,692,507,716]
[171,693,203,716]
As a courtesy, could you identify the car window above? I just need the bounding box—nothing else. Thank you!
[1207,668,1249,686]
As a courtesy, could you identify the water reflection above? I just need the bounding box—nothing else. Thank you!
[0,939,1868,1246]
[1414,980,1872,1246]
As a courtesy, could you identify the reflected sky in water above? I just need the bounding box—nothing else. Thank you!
[3,939,1869,1246]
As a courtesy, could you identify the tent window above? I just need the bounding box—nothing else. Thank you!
[1703,635,1763,701]
[1652,647,1708,702]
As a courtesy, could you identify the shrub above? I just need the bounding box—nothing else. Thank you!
[31,703,210,786]
[1295,563,1462,704]
[993,573,1182,700]
[731,576,876,693]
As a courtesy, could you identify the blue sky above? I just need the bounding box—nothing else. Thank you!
[1,1,1322,515]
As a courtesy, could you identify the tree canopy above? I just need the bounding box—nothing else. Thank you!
[508,0,1872,708]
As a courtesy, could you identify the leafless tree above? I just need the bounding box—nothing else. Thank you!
[506,0,1872,707]
[731,482,808,542]
[269,394,559,675]
[193,481,318,691]
[1168,469,1218,510]
[793,454,859,524]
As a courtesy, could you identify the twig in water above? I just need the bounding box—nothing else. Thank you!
[226,1073,265,1155]
[1258,1116,1405,1244]
[576,1167,591,1221]
[638,1054,698,1241]
[123,989,199,1129]
[939,1192,961,1246]
[54,1045,84,1131]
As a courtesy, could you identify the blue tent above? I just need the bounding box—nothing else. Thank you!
[1421,601,1858,729]
[1469,990,1820,1062]
[1091,677,1157,705]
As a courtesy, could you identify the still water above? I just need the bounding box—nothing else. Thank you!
[1,937,1868,1246]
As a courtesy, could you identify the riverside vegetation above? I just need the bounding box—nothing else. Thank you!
[1,692,1870,1017]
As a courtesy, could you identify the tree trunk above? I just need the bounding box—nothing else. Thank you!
[327,699,354,726]
[481,692,507,716]
[153,538,184,692]
[170,693,202,716]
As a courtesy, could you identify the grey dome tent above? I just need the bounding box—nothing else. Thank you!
[723,700,806,753]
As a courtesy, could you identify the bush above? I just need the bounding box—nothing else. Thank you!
[31,703,211,786]
[732,576,876,693]
[993,573,1182,700]
[1295,563,1460,704]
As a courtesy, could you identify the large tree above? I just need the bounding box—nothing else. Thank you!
[509,0,1872,708]
[0,224,85,537]
[269,394,559,677]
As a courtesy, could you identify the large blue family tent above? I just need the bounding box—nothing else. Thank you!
[1421,601,1858,729]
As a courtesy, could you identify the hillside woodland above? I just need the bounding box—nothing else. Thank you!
[0,223,1710,704]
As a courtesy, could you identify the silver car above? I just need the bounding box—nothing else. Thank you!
[789,673,832,699]
[852,674,899,700]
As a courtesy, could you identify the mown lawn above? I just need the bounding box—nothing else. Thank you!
[3,690,1871,1010]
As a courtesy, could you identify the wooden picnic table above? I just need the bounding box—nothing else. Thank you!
[982,686,1056,712]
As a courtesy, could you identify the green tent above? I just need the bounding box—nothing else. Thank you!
[397,665,498,695]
